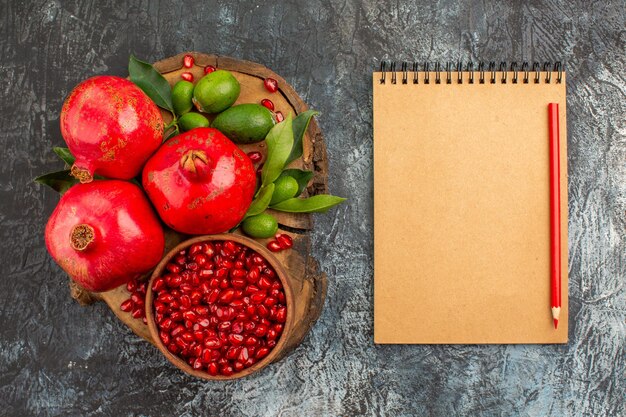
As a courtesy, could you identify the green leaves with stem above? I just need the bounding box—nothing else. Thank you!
[244,183,275,219]
[287,110,318,164]
[34,170,79,194]
[270,195,346,213]
[53,147,75,166]
[261,113,293,187]
[129,55,174,113]
[128,55,179,141]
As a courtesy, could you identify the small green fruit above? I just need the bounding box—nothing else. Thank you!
[211,103,275,144]
[241,213,279,238]
[172,80,194,116]
[178,112,210,132]
[193,70,240,114]
[270,176,299,206]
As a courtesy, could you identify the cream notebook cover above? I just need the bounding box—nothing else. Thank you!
[373,64,568,344]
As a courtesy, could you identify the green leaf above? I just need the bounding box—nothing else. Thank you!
[245,184,275,219]
[34,170,79,194]
[270,194,346,213]
[287,110,318,164]
[128,55,174,112]
[262,113,293,187]
[279,169,314,197]
[53,147,75,166]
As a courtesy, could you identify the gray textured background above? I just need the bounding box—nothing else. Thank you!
[1,1,624,416]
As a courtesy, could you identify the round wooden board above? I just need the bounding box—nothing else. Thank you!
[70,53,329,355]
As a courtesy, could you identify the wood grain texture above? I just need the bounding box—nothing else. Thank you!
[0,1,624,416]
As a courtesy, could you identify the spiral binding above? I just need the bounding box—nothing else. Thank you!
[378,61,562,85]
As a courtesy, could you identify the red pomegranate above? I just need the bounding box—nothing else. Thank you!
[60,76,163,183]
[45,180,165,292]
[142,128,256,234]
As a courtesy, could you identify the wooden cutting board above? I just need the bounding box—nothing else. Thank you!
[70,53,329,353]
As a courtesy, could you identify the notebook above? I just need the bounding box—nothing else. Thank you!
[373,62,568,344]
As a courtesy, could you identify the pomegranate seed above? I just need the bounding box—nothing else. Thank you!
[267,340,277,349]
[276,234,293,249]
[181,72,193,82]
[226,346,240,360]
[207,362,218,375]
[254,324,268,337]
[204,337,221,348]
[180,295,191,309]
[258,276,272,289]
[204,65,216,74]
[152,277,165,292]
[166,263,181,274]
[232,321,244,334]
[126,280,137,293]
[161,318,173,330]
[190,291,203,305]
[221,365,234,376]
[183,311,197,321]
[234,361,245,372]
[131,308,143,319]
[267,241,282,252]
[261,98,274,111]
[244,321,256,333]
[229,334,244,346]
[247,151,263,163]
[120,299,134,312]
[274,111,284,123]
[257,305,269,318]
[275,306,287,323]
[183,54,194,68]
[167,275,182,288]
[256,347,270,359]
[264,77,278,93]
[160,331,171,345]
[250,292,267,304]
[219,289,236,304]
[267,329,278,341]
[230,268,246,279]
[170,311,183,321]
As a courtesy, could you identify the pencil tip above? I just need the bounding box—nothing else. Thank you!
[553,318,559,329]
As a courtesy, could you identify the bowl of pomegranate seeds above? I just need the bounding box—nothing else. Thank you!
[145,234,293,380]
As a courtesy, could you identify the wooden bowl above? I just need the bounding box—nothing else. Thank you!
[145,234,296,380]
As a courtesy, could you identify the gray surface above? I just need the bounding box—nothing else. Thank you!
[1,0,624,416]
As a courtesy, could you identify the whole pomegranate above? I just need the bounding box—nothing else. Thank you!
[60,76,163,183]
[45,180,165,292]
[142,127,256,234]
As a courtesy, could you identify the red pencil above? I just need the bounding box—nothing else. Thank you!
[549,103,561,329]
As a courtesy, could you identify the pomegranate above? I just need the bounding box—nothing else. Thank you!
[60,76,163,183]
[142,128,256,235]
[45,180,165,292]
[151,240,287,376]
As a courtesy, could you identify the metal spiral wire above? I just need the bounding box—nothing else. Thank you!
[379,61,563,84]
